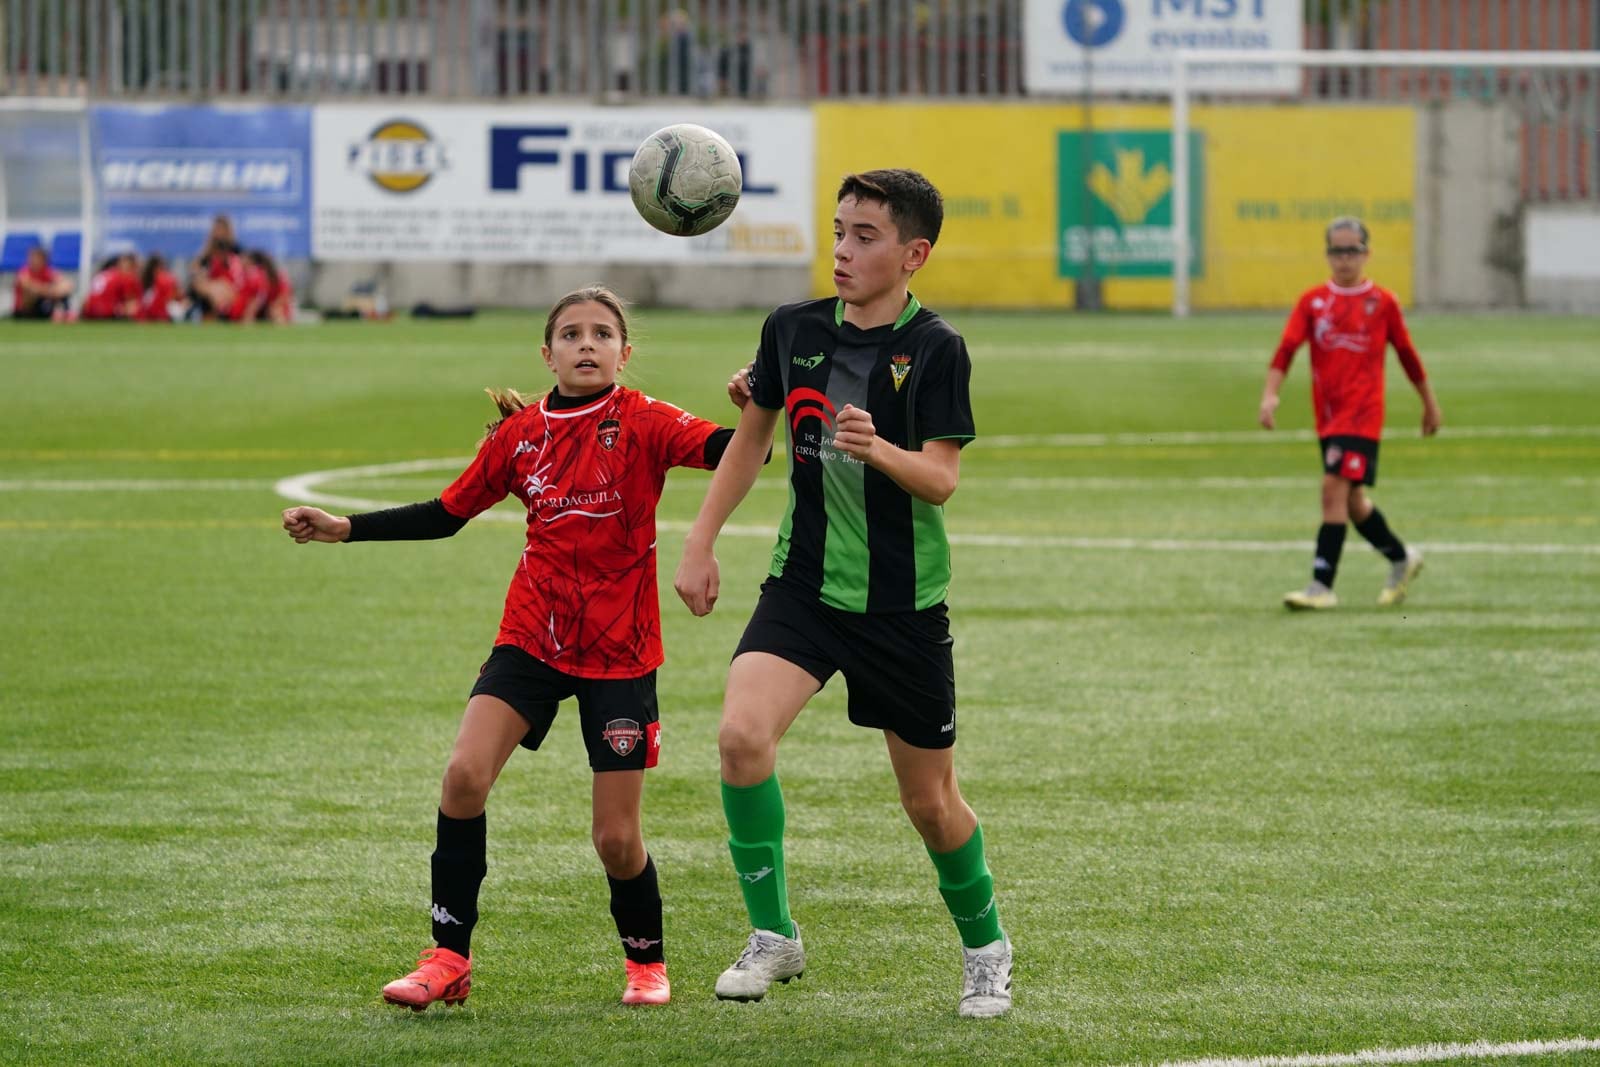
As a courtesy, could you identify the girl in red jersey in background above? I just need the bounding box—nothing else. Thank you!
[11,245,73,320]
[80,253,142,320]
[282,286,743,1010]
[247,250,295,323]
[137,254,184,322]
[1259,217,1443,610]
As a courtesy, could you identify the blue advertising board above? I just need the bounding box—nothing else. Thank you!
[92,105,311,262]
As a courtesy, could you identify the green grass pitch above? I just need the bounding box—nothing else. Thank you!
[1,310,1597,1066]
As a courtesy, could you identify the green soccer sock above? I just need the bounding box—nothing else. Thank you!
[721,775,795,939]
[928,823,1004,949]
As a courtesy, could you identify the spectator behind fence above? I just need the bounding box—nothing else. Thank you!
[138,254,185,323]
[81,253,142,321]
[12,245,73,321]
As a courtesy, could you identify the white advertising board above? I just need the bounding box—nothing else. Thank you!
[312,106,812,263]
[1025,0,1303,94]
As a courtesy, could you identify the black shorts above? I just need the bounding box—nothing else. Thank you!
[469,644,659,772]
[733,579,957,750]
[12,297,65,320]
[1320,435,1379,486]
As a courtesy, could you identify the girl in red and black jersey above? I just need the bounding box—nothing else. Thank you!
[137,254,184,322]
[81,253,142,320]
[282,287,742,1010]
[247,250,294,323]
[1259,217,1443,610]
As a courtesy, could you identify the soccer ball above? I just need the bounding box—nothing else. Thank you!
[628,124,743,237]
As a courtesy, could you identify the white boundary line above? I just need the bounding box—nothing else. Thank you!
[269,460,1600,558]
[11,474,1600,493]
[1124,1035,1600,1067]
[979,425,1600,449]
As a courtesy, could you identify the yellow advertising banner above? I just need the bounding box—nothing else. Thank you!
[811,103,1414,310]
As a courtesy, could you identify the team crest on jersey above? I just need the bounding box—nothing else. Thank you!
[603,718,644,756]
[597,418,621,451]
[1364,296,1380,315]
[889,353,913,392]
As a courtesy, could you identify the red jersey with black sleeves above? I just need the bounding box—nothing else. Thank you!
[440,386,724,679]
[1271,280,1426,439]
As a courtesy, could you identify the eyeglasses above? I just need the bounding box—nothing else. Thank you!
[1326,245,1367,257]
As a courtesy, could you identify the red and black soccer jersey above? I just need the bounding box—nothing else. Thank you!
[13,263,56,313]
[747,295,976,614]
[440,386,724,679]
[81,267,140,319]
[1272,279,1427,440]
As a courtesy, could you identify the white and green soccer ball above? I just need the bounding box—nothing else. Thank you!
[628,123,743,237]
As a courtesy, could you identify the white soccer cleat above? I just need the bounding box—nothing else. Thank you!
[1378,548,1424,606]
[1284,581,1339,611]
[714,923,805,1001]
[958,936,1013,1018]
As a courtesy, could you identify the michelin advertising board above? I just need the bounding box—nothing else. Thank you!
[312,106,812,263]
[93,105,312,261]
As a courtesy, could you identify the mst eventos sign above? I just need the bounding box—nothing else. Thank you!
[1025,0,1302,94]
[312,106,812,263]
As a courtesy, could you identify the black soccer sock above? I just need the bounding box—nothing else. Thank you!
[430,809,487,957]
[608,854,665,964]
[1353,507,1408,563]
[1313,522,1347,588]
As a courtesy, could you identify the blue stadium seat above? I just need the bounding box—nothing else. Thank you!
[48,230,83,271]
[1,232,44,273]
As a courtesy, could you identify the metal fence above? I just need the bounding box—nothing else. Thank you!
[2,2,1595,202]
[3,0,1596,102]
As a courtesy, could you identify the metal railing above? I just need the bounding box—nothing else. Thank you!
[3,0,1594,102]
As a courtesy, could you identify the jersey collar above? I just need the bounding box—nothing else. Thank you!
[834,293,922,331]
[1326,278,1375,296]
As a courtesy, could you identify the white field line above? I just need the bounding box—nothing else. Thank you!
[10,474,1600,494]
[0,479,275,491]
[1123,1034,1600,1067]
[980,424,1600,448]
[268,460,1600,558]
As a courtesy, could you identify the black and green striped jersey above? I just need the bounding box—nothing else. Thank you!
[747,294,976,614]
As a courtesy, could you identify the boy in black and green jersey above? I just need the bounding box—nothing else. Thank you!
[675,169,1011,1019]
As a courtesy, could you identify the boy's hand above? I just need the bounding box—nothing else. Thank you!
[674,544,720,617]
[833,404,878,462]
[281,506,350,544]
[727,362,754,410]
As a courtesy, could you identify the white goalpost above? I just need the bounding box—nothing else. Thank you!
[1170,49,1600,317]
[0,96,96,312]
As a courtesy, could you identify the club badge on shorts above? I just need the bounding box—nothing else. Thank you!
[598,418,621,451]
[1324,443,1343,468]
[603,718,644,756]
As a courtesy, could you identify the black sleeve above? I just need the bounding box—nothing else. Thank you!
[345,498,470,542]
[913,335,977,447]
[747,311,785,410]
[702,426,773,468]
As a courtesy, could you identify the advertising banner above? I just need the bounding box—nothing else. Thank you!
[813,102,1413,310]
[1025,0,1302,95]
[92,105,312,262]
[311,106,812,263]
[1057,129,1203,278]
